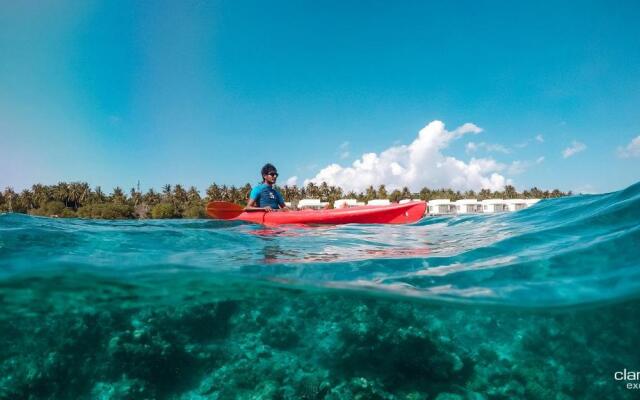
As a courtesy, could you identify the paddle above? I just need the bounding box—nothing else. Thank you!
[206,201,246,219]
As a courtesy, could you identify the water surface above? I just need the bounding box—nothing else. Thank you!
[1,182,640,399]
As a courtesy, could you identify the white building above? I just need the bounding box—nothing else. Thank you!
[505,199,528,212]
[481,199,507,213]
[367,199,391,206]
[428,199,456,215]
[333,198,365,208]
[454,199,482,214]
[525,199,540,207]
[399,199,416,204]
[297,199,329,210]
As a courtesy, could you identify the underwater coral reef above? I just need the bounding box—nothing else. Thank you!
[1,275,638,399]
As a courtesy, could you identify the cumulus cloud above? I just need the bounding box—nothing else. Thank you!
[285,176,298,186]
[617,135,640,158]
[466,141,510,154]
[304,120,510,192]
[535,134,544,143]
[562,141,586,158]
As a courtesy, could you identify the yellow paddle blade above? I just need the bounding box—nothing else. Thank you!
[206,201,244,219]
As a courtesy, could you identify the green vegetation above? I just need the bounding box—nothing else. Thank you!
[0,181,570,219]
[151,203,178,219]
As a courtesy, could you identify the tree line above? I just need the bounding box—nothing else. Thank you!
[0,181,570,219]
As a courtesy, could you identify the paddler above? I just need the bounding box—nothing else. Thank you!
[245,163,289,212]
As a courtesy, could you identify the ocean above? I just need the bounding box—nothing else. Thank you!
[1,182,640,399]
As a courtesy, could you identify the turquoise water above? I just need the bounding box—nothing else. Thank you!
[1,182,640,399]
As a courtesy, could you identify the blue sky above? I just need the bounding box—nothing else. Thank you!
[1,1,639,194]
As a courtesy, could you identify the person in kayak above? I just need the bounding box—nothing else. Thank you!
[245,163,289,212]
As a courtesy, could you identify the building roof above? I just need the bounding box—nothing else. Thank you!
[429,199,452,205]
[367,199,391,206]
[454,199,480,204]
[481,199,506,204]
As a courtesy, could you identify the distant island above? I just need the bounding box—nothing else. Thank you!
[0,182,570,219]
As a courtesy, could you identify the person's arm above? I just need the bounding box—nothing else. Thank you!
[277,190,289,211]
[245,198,272,212]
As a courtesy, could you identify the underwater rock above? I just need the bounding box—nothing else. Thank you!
[325,377,395,400]
[260,317,300,349]
[331,302,474,391]
[91,377,154,400]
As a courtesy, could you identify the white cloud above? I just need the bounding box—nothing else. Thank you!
[338,141,350,159]
[507,156,545,175]
[304,120,510,192]
[507,161,527,175]
[562,141,586,158]
[617,135,640,158]
[285,176,298,186]
[466,141,510,154]
[516,134,545,148]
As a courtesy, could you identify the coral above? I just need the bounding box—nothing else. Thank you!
[1,282,640,399]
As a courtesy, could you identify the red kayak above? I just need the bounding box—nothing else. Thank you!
[206,201,427,225]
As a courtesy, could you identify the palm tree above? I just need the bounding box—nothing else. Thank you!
[464,190,476,199]
[401,186,412,200]
[377,185,388,199]
[144,188,161,206]
[364,185,376,201]
[31,184,50,209]
[206,183,222,201]
[550,189,563,198]
[319,182,330,200]
[173,184,188,209]
[18,189,34,212]
[68,182,84,210]
[130,188,142,206]
[389,189,402,202]
[329,185,343,202]
[161,184,173,204]
[53,182,70,207]
[305,182,319,198]
[229,186,242,203]
[504,185,517,199]
[187,186,201,204]
[529,187,544,199]
[478,189,492,200]
[91,186,106,204]
[419,187,432,201]
[241,184,252,204]
[220,185,230,201]
[78,182,91,206]
[3,187,17,212]
[112,187,126,204]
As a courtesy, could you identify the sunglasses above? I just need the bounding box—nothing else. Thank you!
[267,172,278,177]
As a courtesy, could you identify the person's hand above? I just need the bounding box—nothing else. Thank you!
[263,206,273,212]
[280,206,290,212]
